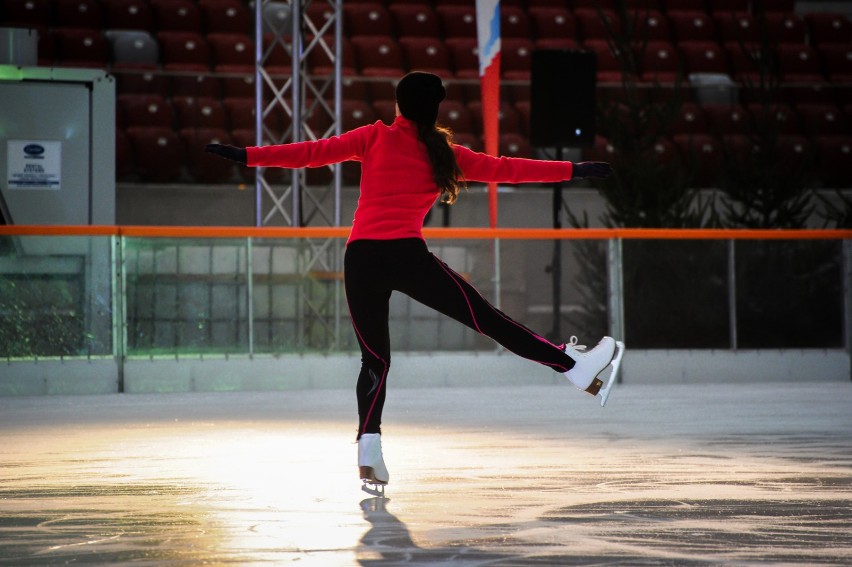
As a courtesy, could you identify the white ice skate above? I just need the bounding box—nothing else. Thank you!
[358,433,389,496]
[564,336,626,407]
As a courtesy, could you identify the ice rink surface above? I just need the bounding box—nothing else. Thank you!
[1,380,851,565]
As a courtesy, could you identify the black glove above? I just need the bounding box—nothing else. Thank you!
[572,161,613,179]
[204,143,247,165]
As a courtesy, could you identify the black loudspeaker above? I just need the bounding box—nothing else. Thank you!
[530,49,597,148]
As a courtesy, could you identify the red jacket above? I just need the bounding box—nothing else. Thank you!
[246,116,575,243]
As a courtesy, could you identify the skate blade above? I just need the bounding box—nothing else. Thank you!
[361,482,386,497]
[598,341,625,407]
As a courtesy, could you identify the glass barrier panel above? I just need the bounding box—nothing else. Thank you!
[124,237,250,356]
[735,239,844,349]
[0,235,114,358]
[624,239,731,349]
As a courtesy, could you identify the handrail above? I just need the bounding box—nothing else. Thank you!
[0,225,850,240]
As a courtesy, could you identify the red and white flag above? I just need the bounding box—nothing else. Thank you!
[476,0,500,228]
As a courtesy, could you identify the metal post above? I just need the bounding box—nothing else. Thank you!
[607,237,625,351]
[111,235,126,393]
[728,239,738,350]
[844,238,852,381]
[246,237,255,356]
[290,0,302,227]
[254,0,263,227]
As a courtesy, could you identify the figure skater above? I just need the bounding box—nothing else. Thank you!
[205,72,624,494]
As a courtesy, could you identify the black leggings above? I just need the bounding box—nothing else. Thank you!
[344,238,576,438]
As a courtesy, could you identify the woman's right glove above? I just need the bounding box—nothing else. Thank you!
[572,161,613,179]
[204,143,247,165]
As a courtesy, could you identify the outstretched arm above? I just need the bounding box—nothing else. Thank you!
[454,145,612,184]
[204,124,373,169]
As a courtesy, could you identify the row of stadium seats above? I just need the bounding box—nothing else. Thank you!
[117,94,852,140]
[117,123,851,187]
[5,0,849,47]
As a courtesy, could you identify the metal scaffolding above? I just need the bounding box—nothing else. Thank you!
[254,0,344,350]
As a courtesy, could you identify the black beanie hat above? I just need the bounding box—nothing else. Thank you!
[396,72,446,125]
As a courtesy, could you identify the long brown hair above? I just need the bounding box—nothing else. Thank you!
[416,122,466,205]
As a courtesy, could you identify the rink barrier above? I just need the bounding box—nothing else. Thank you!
[1,225,850,394]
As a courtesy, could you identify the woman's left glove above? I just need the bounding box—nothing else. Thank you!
[572,161,613,179]
[204,143,247,165]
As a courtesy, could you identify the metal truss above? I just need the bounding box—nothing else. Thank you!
[254,0,344,350]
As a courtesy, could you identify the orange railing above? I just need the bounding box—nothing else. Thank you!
[1,225,850,240]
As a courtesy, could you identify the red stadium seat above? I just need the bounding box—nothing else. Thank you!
[764,12,807,45]
[52,0,104,30]
[158,31,210,67]
[207,33,253,66]
[341,100,377,131]
[639,41,681,83]
[436,5,477,39]
[126,126,186,182]
[438,100,475,135]
[501,6,531,39]
[350,35,404,75]
[747,102,802,135]
[198,0,250,34]
[702,103,752,136]
[399,37,452,76]
[118,93,175,128]
[389,4,440,39]
[103,0,153,31]
[150,0,202,33]
[51,28,109,67]
[714,12,758,45]
[669,102,708,136]
[629,10,672,43]
[776,44,824,82]
[445,38,479,79]
[499,133,533,159]
[804,13,852,46]
[172,96,227,130]
[575,9,620,43]
[796,104,848,137]
[2,0,50,27]
[343,3,394,37]
[679,41,729,75]
[501,38,534,78]
[668,11,718,43]
[528,8,576,41]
